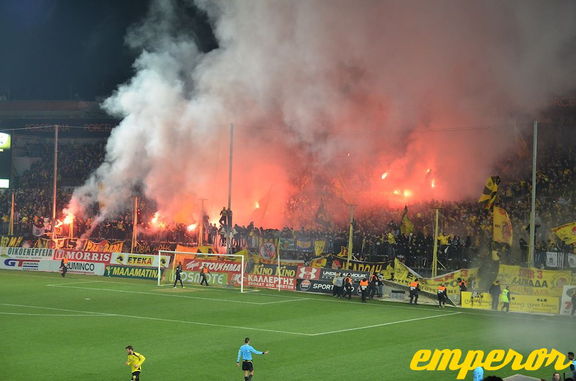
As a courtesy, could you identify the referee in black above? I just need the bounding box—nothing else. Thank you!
[236,337,268,381]
[173,262,184,288]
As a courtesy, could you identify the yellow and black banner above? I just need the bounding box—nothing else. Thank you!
[478,176,500,209]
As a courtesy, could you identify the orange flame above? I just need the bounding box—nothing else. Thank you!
[63,213,74,225]
[187,223,197,231]
[403,189,413,198]
[431,179,436,188]
[150,212,166,229]
[255,201,260,209]
[381,172,389,180]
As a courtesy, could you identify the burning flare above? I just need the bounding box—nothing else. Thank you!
[150,212,167,229]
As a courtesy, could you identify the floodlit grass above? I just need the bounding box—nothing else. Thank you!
[0,269,573,380]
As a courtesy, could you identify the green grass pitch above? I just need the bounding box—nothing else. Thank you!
[0,269,573,380]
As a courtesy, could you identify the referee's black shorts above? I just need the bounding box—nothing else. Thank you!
[242,361,254,371]
[131,371,141,380]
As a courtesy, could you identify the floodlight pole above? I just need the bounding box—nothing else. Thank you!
[528,120,538,267]
[226,124,234,255]
[9,191,14,235]
[199,198,207,246]
[51,125,59,241]
[277,238,281,291]
[131,196,139,253]
[432,208,439,277]
[346,204,356,265]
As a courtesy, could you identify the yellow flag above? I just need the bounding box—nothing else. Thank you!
[493,206,513,245]
[478,176,500,209]
[400,206,414,235]
[311,256,327,268]
[552,222,576,245]
[314,240,326,256]
[438,234,450,245]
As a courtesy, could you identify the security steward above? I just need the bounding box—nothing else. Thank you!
[409,278,420,304]
[359,277,369,303]
[500,286,511,312]
[60,256,69,278]
[457,277,467,305]
[343,273,353,300]
[437,283,447,308]
[368,272,378,299]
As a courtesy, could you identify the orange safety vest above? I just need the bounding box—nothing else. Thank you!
[202,267,209,274]
[62,257,69,265]
[360,280,369,287]
[409,281,419,289]
[437,286,446,293]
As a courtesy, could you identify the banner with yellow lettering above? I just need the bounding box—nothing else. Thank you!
[81,239,124,253]
[496,265,572,297]
[461,291,491,309]
[175,244,217,254]
[461,291,559,314]
[0,236,24,247]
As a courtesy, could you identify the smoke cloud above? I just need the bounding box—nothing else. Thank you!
[69,0,576,229]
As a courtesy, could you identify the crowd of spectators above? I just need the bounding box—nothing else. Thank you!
[0,134,574,272]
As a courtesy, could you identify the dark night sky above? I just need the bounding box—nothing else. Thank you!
[0,0,215,101]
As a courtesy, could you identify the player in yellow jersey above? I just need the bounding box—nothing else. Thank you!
[125,345,146,381]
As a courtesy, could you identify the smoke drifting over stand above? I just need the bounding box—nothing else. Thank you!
[69,0,576,229]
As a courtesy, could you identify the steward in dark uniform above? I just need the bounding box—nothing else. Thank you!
[60,257,69,277]
[368,273,378,299]
[457,278,467,305]
[437,283,447,308]
[343,274,353,300]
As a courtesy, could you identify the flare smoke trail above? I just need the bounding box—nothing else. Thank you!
[68,0,576,229]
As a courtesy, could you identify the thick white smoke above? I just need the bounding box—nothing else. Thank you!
[69,0,576,229]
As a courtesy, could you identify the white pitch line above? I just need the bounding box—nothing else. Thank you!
[0,303,310,336]
[309,312,462,336]
[45,284,302,306]
[259,298,310,305]
[1,303,109,315]
[45,280,112,286]
[0,303,462,336]
[0,312,110,317]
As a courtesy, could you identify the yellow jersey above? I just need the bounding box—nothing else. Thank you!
[127,352,146,373]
